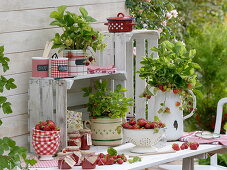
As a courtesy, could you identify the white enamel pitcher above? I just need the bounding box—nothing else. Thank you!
[154,90,196,141]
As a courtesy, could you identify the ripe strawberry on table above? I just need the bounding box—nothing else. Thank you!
[117,159,124,164]
[129,119,136,126]
[189,142,199,150]
[172,143,180,151]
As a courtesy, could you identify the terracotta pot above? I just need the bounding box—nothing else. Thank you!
[85,118,122,146]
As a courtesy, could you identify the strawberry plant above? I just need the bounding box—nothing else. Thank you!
[50,6,106,52]
[0,46,36,169]
[82,80,133,119]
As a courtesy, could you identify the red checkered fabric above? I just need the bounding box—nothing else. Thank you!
[50,59,68,78]
[32,134,60,143]
[33,129,60,136]
[29,160,58,168]
[32,140,60,155]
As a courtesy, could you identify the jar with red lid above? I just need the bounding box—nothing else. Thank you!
[79,129,92,150]
[81,151,97,169]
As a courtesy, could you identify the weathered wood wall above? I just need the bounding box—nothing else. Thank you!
[0,0,127,148]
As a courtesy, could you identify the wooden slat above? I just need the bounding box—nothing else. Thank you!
[28,78,41,151]
[41,78,54,121]
[11,134,29,148]
[0,2,126,33]
[0,114,28,138]
[2,72,31,96]
[147,35,159,59]
[125,40,134,117]
[0,0,125,12]
[55,80,67,150]
[0,93,28,118]
[135,39,146,119]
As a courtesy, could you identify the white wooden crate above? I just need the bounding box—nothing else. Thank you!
[28,30,159,151]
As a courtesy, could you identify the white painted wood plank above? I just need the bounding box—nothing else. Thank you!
[125,40,134,117]
[28,78,41,151]
[135,39,146,119]
[11,134,29,148]
[0,114,28,138]
[41,78,54,121]
[0,0,125,11]
[0,2,126,33]
[2,72,31,96]
[0,93,28,118]
[100,33,115,66]
[115,34,127,71]
[55,80,67,150]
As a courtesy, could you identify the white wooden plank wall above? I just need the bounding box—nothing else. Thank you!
[0,0,127,148]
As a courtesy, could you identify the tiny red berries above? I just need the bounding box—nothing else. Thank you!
[187,83,193,89]
[117,159,124,164]
[175,102,181,107]
[189,142,199,150]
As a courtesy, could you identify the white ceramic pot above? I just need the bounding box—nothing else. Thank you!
[85,118,122,146]
[153,90,196,141]
[63,50,87,76]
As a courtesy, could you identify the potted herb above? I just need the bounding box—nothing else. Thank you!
[139,40,200,140]
[50,6,106,76]
[83,80,133,146]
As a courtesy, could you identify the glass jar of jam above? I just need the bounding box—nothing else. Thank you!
[81,151,97,169]
[68,131,81,147]
[79,129,92,150]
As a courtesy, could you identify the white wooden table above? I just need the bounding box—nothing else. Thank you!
[30,142,226,170]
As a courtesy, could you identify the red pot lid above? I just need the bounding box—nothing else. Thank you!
[107,13,135,21]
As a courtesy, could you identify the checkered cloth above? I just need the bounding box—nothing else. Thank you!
[29,160,58,168]
[87,65,116,74]
[179,131,227,146]
[32,140,60,155]
[50,59,68,78]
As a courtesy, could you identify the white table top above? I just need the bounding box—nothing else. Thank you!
[30,142,225,170]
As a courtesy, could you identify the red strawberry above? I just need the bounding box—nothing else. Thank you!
[105,157,114,165]
[122,122,132,129]
[143,92,147,98]
[187,83,193,89]
[121,154,127,162]
[146,95,151,99]
[35,124,41,130]
[40,121,47,126]
[182,142,189,149]
[99,153,105,158]
[132,124,140,129]
[46,120,56,130]
[158,85,164,91]
[175,102,181,107]
[180,144,186,150]
[43,125,51,131]
[173,89,179,94]
[88,57,94,62]
[150,122,158,129]
[84,60,90,66]
[129,119,136,125]
[144,123,151,129]
[54,127,60,131]
[92,35,97,40]
[117,159,124,164]
[189,142,199,150]
[172,143,180,151]
[98,158,106,165]
[137,119,147,127]
[158,122,165,128]
[113,156,118,159]
[117,155,122,159]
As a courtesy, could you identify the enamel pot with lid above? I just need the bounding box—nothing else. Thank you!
[104,13,137,33]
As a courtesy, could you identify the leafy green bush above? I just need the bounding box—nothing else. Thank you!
[83,80,133,119]
[50,6,106,51]
[184,24,227,132]
[0,46,36,169]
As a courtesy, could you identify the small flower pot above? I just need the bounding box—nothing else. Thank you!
[63,50,88,76]
[32,57,49,77]
[85,118,122,146]
[50,56,68,78]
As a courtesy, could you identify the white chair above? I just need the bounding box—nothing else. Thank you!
[159,97,227,170]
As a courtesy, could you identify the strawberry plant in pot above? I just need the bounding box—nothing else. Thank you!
[50,6,106,76]
[138,40,201,141]
[83,80,133,146]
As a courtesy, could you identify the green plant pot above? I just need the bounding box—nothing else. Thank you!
[85,117,122,146]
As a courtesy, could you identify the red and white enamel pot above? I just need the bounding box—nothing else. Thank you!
[104,13,137,33]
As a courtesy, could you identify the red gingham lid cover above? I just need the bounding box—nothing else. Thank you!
[107,13,135,21]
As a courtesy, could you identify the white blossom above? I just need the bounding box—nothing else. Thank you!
[166,12,172,19]
[170,10,178,18]
[157,28,163,34]
[143,24,148,28]
[161,20,167,26]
